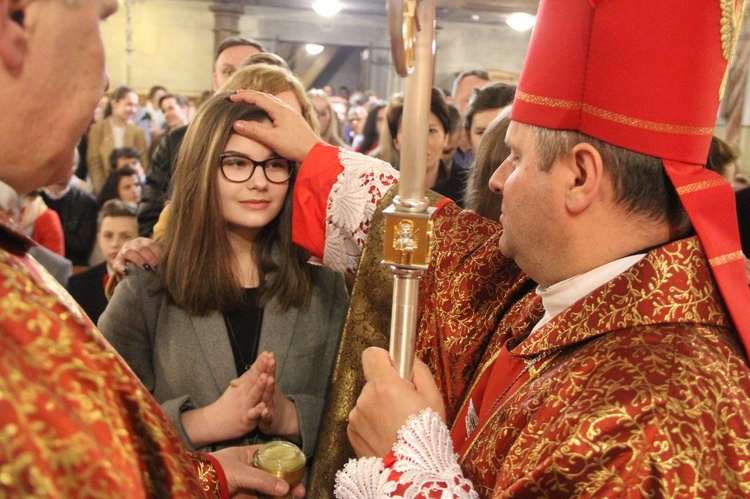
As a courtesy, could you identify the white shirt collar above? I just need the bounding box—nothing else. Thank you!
[532,253,647,332]
[42,183,72,200]
[0,179,19,213]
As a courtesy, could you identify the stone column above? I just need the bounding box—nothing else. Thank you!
[210,1,244,54]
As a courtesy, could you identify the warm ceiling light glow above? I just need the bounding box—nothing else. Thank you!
[312,0,342,17]
[506,12,536,31]
[471,14,480,21]
[306,43,325,55]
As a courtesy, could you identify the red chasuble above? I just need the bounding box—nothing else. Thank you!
[0,213,227,497]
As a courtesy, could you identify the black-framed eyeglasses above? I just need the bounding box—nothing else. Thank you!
[219,153,292,184]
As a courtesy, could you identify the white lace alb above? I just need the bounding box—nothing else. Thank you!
[334,408,478,499]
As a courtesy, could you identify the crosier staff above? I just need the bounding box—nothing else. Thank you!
[383,0,437,380]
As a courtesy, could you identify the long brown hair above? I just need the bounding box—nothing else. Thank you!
[464,115,509,220]
[159,91,312,316]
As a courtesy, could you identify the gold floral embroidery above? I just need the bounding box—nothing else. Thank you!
[0,247,222,497]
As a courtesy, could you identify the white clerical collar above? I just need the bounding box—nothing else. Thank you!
[0,179,19,214]
[532,253,647,332]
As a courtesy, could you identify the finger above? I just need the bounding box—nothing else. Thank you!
[230,89,292,115]
[411,355,445,420]
[361,347,398,383]
[290,483,306,498]
[131,240,162,269]
[259,375,275,404]
[346,407,372,458]
[243,373,267,403]
[410,356,434,391]
[245,402,265,423]
[235,467,290,497]
[112,256,131,277]
[118,239,161,271]
[266,354,276,377]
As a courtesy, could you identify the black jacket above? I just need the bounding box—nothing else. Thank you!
[66,262,109,325]
[137,125,188,237]
[41,187,97,266]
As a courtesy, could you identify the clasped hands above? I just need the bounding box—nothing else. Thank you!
[181,351,298,447]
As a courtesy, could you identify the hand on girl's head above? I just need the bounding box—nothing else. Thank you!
[230,91,318,163]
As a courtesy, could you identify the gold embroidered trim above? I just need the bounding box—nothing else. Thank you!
[675,178,727,195]
[515,91,583,111]
[709,250,744,266]
[515,90,714,136]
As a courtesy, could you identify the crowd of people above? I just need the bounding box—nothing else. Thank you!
[2,0,750,497]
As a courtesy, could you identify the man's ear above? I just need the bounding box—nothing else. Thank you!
[0,0,29,72]
[564,142,605,215]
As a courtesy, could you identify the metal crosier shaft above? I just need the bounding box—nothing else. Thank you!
[384,0,436,381]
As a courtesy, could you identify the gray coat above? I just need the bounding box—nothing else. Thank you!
[99,266,348,457]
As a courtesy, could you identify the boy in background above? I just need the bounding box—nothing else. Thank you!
[67,200,138,323]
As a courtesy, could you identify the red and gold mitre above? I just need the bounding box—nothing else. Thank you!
[511,0,750,354]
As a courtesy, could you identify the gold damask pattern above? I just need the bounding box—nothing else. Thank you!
[0,235,223,497]
[308,176,750,496]
[456,237,750,497]
[307,187,399,497]
[415,202,538,423]
[308,192,533,496]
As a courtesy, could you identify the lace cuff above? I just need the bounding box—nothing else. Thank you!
[322,148,398,273]
[334,408,477,499]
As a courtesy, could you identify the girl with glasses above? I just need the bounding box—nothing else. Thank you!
[99,92,349,479]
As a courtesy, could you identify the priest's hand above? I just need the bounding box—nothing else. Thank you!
[347,347,446,458]
[229,90,320,163]
[210,446,305,498]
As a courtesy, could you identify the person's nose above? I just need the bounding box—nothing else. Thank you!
[246,166,269,188]
[489,155,512,194]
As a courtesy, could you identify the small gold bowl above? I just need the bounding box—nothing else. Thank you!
[253,441,306,496]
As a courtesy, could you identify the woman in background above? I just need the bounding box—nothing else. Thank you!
[308,88,349,149]
[355,100,387,156]
[97,166,142,209]
[87,86,149,193]
[463,112,511,221]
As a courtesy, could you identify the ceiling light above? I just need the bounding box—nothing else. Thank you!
[312,0,342,17]
[306,43,325,55]
[506,12,536,31]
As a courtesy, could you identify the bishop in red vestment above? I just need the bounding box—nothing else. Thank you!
[225,0,750,495]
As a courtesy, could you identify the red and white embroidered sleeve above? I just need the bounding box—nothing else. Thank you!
[292,143,398,274]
